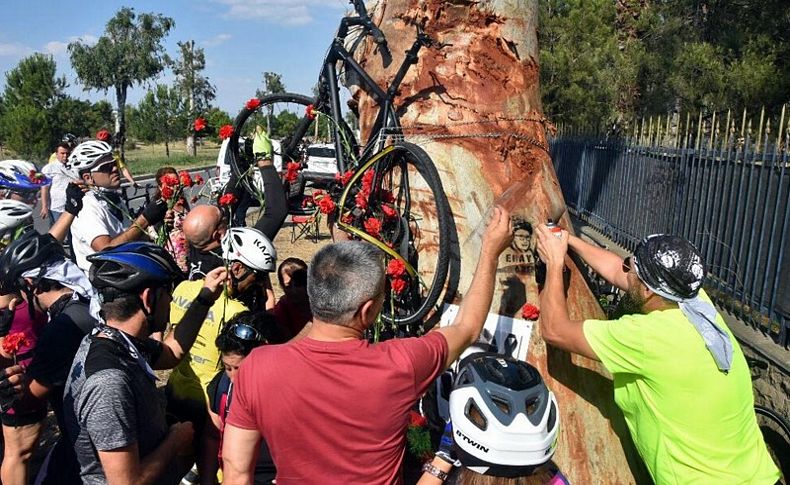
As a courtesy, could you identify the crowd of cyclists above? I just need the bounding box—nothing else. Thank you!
[0,131,782,485]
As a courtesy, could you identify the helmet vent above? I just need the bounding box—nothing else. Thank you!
[491,395,510,415]
[547,400,557,432]
[458,369,473,386]
[526,397,539,416]
[465,399,488,431]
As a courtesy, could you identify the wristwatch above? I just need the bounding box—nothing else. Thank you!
[422,462,449,481]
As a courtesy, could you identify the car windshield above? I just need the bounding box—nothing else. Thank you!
[308,147,335,158]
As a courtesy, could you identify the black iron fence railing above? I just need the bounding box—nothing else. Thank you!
[551,129,790,348]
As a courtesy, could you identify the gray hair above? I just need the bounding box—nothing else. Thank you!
[307,241,384,325]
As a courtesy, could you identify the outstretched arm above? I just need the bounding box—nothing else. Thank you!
[252,161,288,240]
[567,234,629,291]
[154,267,227,369]
[435,206,513,368]
[537,226,598,360]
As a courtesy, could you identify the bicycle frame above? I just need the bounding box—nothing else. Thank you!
[282,1,431,173]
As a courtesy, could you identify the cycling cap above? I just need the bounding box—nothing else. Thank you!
[0,200,33,238]
[633,234,705,300]
[67,140,114,175]
[222,227,277,272]
[450,352,560,477]
[0,160,51,193]
[88,242,184,294]
[0,232,65,295]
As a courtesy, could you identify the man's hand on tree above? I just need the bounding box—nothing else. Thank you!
[536,224,569,270]
[481,206,513,259]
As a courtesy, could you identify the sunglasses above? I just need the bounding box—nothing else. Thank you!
[622,256,633,273]
[92,161,117,174]
[226,322,263,342]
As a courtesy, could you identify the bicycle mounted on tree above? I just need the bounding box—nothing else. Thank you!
[227,0,453,333]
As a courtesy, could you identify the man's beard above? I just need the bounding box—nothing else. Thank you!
[612,287,647,318]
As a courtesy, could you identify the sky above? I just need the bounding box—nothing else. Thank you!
[0,0,350,116]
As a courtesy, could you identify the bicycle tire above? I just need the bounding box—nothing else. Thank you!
[372,142,452,327]
[228,93,358,196]
[755,405,790,483]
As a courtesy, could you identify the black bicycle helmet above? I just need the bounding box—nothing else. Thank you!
[0,232,65,295]
[450,352,560,478]
[88,242,185,294]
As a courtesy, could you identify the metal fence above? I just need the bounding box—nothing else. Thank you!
[551,109,790,348]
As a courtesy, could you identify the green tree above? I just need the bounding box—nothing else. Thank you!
[254,71,286,133]
[0,54,65,159]
[203,107,232,144]
[69,7,174,158]
[171,40,216,156]
[129,84,187,157]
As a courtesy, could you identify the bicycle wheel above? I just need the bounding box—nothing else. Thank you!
[227,93,358,195]
[755,405,790,483]
[341,141,452,328]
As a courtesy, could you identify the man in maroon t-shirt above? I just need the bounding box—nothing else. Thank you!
[223,207,513,484]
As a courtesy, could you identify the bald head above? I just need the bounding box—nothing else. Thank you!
[183,204,224,250]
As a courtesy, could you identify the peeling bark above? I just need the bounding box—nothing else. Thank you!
[354,1,648,482]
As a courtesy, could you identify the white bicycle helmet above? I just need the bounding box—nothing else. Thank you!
[0,199,33,238]
[67,140,114,175]
[221,227,277,272]
[450,352,560,477]
[0,159,51,194]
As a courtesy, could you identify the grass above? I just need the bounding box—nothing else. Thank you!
[124,141,220,177]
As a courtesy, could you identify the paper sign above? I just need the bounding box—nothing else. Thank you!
[439,303,534,367]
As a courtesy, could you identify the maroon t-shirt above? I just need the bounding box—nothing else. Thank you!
[228,331,448,484]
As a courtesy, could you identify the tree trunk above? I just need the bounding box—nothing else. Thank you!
[165,140,170,158]
[115,86,127,160]
[186,134,196,157]
[355,1,647,482]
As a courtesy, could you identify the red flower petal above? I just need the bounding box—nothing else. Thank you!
[219,124,234,140]
[521,303,540,320]
[245,98,261,110]
[363,217,382,237]
[219,193,238,206]
[391,278,408,295]
[306,104,316,120]
[387,258,407,278]
[194,117,207,132]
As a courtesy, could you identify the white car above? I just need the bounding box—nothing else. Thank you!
[213,137,283,194]
[304,143,338,184]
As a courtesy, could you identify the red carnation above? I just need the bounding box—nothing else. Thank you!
[387,259,407,278]
[521,303,540,320]
[2,332,29,360]
[355,191,369,210]
[178,171,193,187]
[301,195,315,208]
[306,104,317,120]
[382,204,398,219]
[219,193,238,206]
[161,174,179,187]
[340,213,354,225]
[363,217,382,238]
[334,170,353,186]
[317,196,336,215]
[161,185,174,200]
[193,117,207,132]
[284,162,301,183]
[391,278,408,294]
[245,98,261,110]
[409,410,427,428]
[219,124,234,140]
[193,175,204,185]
